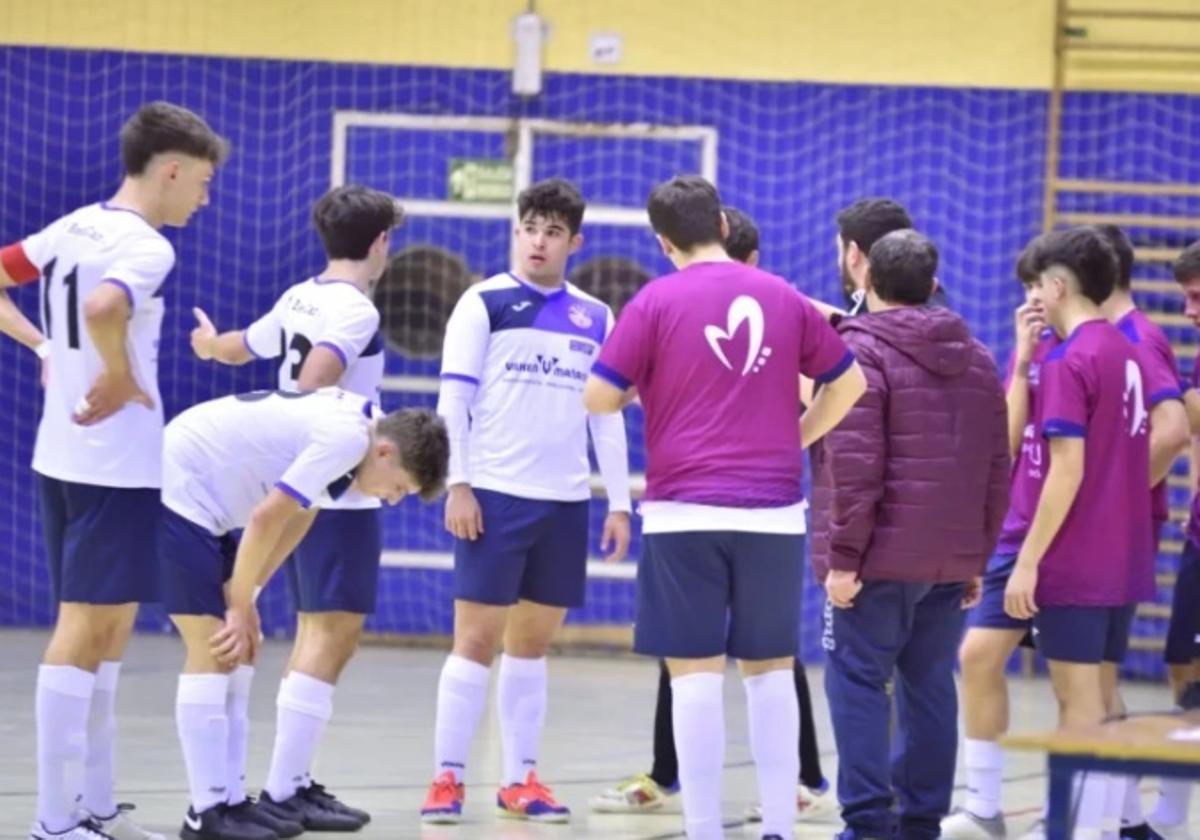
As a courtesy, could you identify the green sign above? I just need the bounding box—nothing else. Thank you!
[448,158,514,202]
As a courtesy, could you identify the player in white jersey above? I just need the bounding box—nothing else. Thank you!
[420,179,632,824]
[187,185,399,831]
[0,102,226,840]
[158,388,448,840]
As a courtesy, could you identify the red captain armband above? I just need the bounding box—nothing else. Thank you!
[0,243,40,285]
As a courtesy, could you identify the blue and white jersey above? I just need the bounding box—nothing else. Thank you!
[440,272,614,502]
[243,277,384,510]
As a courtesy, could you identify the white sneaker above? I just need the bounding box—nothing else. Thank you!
[90,805,165,840]
[744,783,839,823]
[1018,819,1046,840]
[941,808,1007,839]
[589,773,680,813]
[29,819,114,840]
[1148,822,1194,840]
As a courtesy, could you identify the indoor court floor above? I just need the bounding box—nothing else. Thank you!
[1,631,1195,839]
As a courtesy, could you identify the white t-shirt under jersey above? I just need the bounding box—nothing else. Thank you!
[20,203,174,488]
[439,272,614,501]
[162,387,376,535]
[242,276,384,511]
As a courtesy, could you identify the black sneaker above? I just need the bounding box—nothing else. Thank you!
[300,782,371,826]
[226,798,303,838]
[259,788,362,832]
[179,804,276,840]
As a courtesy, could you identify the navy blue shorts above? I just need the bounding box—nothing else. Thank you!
[634,530,803,660]
[285,508,381,614]
[1165,540,1200,665]
[453,489,589,608]
[158,505,237,618]
[968,552,1033,633]
[1034,604,1136,664]
[38,474,160,604]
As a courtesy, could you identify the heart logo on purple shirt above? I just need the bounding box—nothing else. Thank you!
[704,295,766,376]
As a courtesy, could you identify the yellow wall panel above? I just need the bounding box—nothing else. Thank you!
[1,0,1196,92]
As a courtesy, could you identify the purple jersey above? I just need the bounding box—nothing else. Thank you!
[1036,319,1154,606]
[995,329,1061,555]
[1117,309,1183,528]
[593,261,853,507]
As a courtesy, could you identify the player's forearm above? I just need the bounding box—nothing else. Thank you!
[0,289,45,351]
[1005,369,1030,459]
[84,300,133,376]
[437,379,476,486]
[1015,460,1082,570]
[1149,400,1189,486]
[229,513,289,607]
[589,412,632,513]
[800,361,866,448]
[211,330,255,365]
[261,508,318,583]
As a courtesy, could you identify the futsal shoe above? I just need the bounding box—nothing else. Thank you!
[89,804,164,840]
[28,818,115,840]
[744,781,838,823]
[421,771,465,824]
[225,798,303,838]
[259,784,364,832]
[179,804,275,840]
[589,773,679,813]
[496,771,570,823]
[941,808,1008,839]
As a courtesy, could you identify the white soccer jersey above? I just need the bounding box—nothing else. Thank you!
[242,277,384,510]
[19,203,174,488]
[162,387,376,535]
[439,272,614,501]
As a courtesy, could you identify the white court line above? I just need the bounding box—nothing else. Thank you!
[381,550,637,580]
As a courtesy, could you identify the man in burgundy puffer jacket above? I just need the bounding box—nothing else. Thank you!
[810,229,1010,840]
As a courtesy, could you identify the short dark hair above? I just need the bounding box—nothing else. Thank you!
[723,206,759,263]
[1032,227,1118,305]
[647,175,723,252]
[517,178,586,235]
[313,186,402,261]
[1175,240,1200,284]
[376,408,449,502]
[836,198,913,255]
[1093,224,1134,290]
[867,230,938,305]
[1015,234,1045,284]
[120,101,228,176]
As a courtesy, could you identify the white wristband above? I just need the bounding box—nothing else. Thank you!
[34,341,51,360]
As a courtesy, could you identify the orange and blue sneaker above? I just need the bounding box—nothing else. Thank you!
[496,771,571,823]
[420,771,465,824]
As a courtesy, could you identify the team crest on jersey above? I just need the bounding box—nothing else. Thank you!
[568,304,593,329]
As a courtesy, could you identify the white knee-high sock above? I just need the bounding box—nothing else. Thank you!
[744,670,800,836]
[963,738,1005,819]
[36,665,96,832]
[497,654,547,786]
[264,672,335,802]
[225,665,255,805]
[433,655,490,783]
[1101,775,1127,839]
[672,672,726,840]
[1150,778,1194,828]
[80,661,120,818]
[176,674,231,813]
